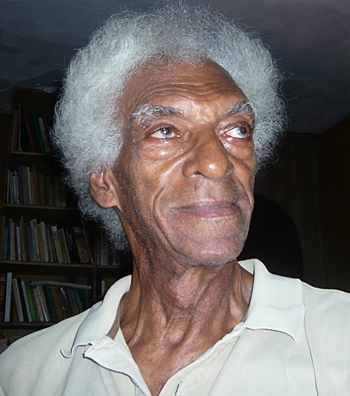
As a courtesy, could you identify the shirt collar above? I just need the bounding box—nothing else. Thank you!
[241,259,305,341]
[62,258,305,357]
[61,275,131,358]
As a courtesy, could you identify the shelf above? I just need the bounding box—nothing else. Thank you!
[0,322,52,330]
[10,151,51,158]
[0,260,93,269]
[0,260,94,277]
[4,204,78,211]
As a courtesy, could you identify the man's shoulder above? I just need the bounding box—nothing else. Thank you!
[302,281,350,318]
[0,310,89,375]
[301,282,350,344]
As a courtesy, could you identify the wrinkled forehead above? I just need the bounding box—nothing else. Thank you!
[119,59,250,125]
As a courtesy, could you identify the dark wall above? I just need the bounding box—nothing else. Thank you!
[319,114,350,292]
[253,133,329,289]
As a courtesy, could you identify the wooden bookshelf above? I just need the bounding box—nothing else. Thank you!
[0,88,132,347]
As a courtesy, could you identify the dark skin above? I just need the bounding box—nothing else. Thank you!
[90,60,256,396]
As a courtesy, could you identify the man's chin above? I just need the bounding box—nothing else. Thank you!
[175,241,245,269]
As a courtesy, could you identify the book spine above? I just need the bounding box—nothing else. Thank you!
[51,226,64,263]
[0,274,6,322]
[36,285,50,322]
[25,281,37,322]
[40,221,49,262]
[31,219,40,262]
[36,223,45,262]
[17,166,24,205]
[37,116,51,153]
[16,225,21,261]
[0,216,6,260]
[32,287,44,322]
[4,272,12,322]
[59,228,71,263]
[51,286,64,322]
[32,114,46,153]
[21,280,32,322]
[44,285,58,323]
[12,278,24,322]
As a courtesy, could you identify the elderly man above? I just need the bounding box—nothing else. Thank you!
[1,4,349,396]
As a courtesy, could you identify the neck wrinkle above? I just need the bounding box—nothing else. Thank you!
[119,258,252,346]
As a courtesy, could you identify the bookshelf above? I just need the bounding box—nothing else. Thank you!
[0,88,132,348]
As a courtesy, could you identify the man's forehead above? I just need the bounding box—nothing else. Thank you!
[121,59,250,122]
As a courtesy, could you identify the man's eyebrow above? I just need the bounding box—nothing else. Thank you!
[224,101,255,118]
[131,104,183,120]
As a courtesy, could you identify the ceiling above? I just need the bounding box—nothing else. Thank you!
[1,0,349,134]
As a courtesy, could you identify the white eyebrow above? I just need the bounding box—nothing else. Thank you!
[224,101,255,117]
[131,104,183,119]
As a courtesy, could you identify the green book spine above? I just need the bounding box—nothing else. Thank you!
[25,281,37,322]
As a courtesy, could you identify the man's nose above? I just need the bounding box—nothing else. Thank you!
[182,127,233,180]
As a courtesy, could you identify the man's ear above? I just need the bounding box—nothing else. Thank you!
[89,169,121,210]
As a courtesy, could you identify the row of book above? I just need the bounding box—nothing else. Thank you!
[1,217,92,264]
[0,273,91,323]
[95,235,123,266]
[11,104,52,154]
[6,166,68,208]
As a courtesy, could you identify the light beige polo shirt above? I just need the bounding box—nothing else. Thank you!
[1,259,350,395]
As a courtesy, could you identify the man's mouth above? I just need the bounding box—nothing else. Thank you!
[175,201,238,218]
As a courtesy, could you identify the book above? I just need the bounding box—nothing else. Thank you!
[44,285,58,323]
[10,109,19,151]
[19,103,34,152]
[58,228,70,263]
[67,288,80,316]
[25,281,37,322]
[21,280,32,322]
[17,165,24,204]
[40,221,49,262]
[32,287,44,322]
[30,219,40,262]
[64,228,80,263]
[51,226,64,263]
[0,216,6,260]
[19,217,27,261]
[36,285,50,322]
[4,272,12,322]
[17,278,29,322]
[38,116,51,153]
[0,274,6,322]
[15,224,21,261]
[22,103,40,153]
[51,286,65,321]
[22,166,30,205]
[36,222,45,262]
[32,114,46,153]
[73,226,90,264]
[12,278,24,322]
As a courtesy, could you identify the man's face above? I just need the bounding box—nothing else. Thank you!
[113,60,256,267]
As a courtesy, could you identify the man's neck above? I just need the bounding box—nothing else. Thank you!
[112,257,253,396]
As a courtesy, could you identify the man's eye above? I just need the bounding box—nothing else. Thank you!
[225,125,252,140]
[150,127,177,139]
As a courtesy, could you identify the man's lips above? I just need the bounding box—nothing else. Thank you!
[174,201,238,218]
